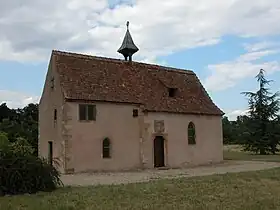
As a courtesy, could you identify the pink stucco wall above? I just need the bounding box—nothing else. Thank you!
[68,102,142,172]
[62,102,223,173]
[38,57,65,172]
[142,112,223,168]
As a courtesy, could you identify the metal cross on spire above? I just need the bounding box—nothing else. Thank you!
[126,21,129,30]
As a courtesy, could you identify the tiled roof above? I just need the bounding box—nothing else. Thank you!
[52,50,223,116]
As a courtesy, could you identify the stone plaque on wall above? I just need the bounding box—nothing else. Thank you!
[154,120,165,133]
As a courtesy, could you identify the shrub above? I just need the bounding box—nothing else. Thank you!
[0,132,9,149]
[10,137,35,156]
[0,137,62,196]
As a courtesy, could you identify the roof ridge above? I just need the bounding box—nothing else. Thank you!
[52,50,194,75]
[136,61,194,75]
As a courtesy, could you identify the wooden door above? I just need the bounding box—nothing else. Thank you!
[154,136,165,167]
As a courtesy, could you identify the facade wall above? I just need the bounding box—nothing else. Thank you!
[38,58,65,173]
[68,102,142,172]
[142,113,223,168]
[65,101,223,172]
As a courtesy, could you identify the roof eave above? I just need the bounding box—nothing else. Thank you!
[144,109,224,116]
[64,97,143,106]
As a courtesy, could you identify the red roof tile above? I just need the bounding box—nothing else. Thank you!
[52,50,223,116]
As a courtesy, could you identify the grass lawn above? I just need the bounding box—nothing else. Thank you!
[2,168,280,210]
[224,145,280,162]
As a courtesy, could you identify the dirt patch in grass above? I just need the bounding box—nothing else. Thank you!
[2,168,280,210]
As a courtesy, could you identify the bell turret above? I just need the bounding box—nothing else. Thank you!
[118,21,139,61]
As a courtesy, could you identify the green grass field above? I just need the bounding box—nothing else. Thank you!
[2,167,280,210]
[223,145,280,162]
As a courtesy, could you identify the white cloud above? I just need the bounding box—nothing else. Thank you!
[238,50,279,62]
[243,41,280,52]
[0,90,39,108]
[204,43,280,91]
[226,109,249,121]
[0,0,280,62]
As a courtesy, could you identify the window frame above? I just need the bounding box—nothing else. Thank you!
[102,137,111,159]
[168,88,177,97]
[54,109,57,128]
[79,104,96,121]
[54,109,57,121]
[133,109,138,117]
[188,122,196,145]
[50,77,54,89]
[48,141,53,165]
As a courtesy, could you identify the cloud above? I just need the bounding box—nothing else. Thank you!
[226,109,249,121]
[0,90,39,108]
[204,42,280,91]
[243,41,280,52]
[0,0,280,62]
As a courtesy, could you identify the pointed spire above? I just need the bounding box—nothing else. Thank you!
[126,20,129,30]
[118,21,139,61]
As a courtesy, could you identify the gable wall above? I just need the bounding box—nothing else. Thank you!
[38,56,65,172]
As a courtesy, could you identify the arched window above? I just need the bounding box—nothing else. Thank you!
[103,138,111,158]
[188,122,196,145]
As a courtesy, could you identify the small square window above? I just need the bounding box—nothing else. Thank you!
[133,109,138,117]
[168,88,177,97]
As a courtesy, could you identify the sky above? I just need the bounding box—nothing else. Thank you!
[0,0,279,120]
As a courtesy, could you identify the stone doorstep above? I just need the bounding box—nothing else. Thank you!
[155,166,170,170]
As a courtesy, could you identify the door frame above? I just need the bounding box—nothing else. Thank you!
[152,134,168,168]
[48,141,53,166]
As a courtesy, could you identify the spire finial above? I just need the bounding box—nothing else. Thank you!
[126,21,129,30]
[118,21,139,61]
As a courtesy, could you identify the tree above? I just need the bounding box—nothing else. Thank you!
[11,137,35,156]
[0,132,9,149]
[0,103,38,156]
[0,103,15,121]
[17,103,39,154]
[241,69,280,154]
[222,116,248,145]
[235,115,251,145]
[222,116,233,144]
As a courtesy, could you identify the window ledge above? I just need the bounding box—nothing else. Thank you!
[79,120,96,123]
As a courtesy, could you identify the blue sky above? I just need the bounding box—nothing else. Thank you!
[160,35,280,118]
[0,0,280,120]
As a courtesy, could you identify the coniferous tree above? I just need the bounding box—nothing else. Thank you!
[241,69,280,154]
